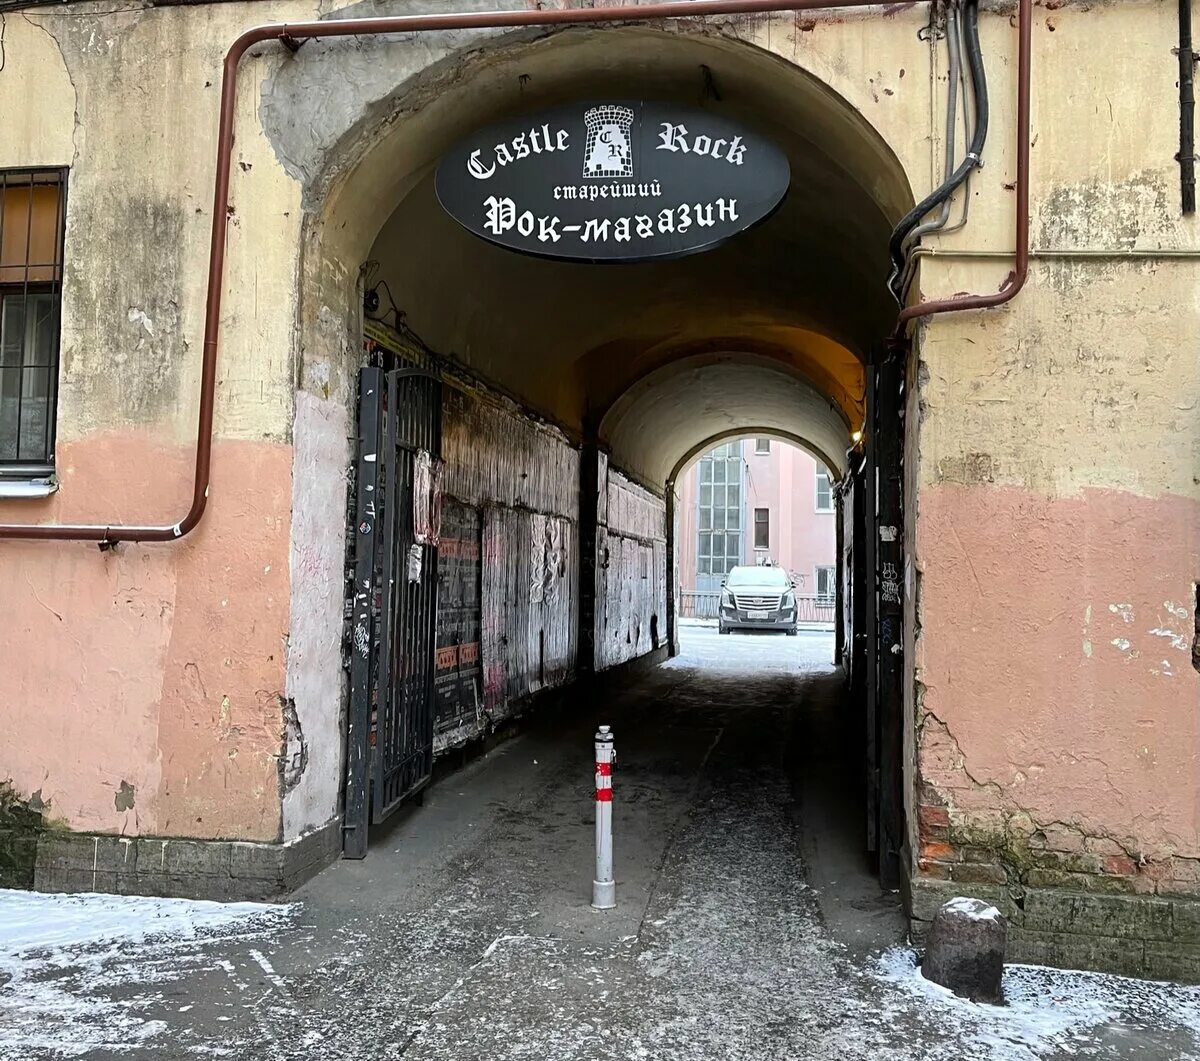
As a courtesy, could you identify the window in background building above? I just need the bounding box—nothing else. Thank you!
[755,437,770,454]
[814,469,833,512]
[815,565,836,602]
[1,169,66,483]
[696,441,743,589]
[754,507,769,549]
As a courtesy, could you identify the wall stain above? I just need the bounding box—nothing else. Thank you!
[114,780,135,812]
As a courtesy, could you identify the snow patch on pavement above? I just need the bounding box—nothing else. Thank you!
[0,889,293,1059]
[875,947,1200,1060]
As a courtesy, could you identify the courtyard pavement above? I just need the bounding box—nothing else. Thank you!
[3,629,1200,1059]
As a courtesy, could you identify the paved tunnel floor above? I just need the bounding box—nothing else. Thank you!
[4,629,1200,1059]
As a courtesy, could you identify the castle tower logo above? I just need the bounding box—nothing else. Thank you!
[583,105,635,179]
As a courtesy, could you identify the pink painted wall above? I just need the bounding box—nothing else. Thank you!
[917,484,1200,874]
[0,432,291,842]
[676,438,835,593]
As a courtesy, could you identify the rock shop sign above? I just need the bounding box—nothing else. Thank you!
[435,101,790,263]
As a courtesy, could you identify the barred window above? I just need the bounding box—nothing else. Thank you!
[1,169,66,480]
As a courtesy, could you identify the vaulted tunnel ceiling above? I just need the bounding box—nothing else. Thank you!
[358,26,911,492]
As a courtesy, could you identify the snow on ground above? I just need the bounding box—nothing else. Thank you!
[0,889,292,1059]
[875,946,1200,1060]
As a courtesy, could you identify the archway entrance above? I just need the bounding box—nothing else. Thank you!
[298,24,914,887]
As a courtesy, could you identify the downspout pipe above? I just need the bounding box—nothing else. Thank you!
[0,0,1031,543]
[1181,0,1196,215]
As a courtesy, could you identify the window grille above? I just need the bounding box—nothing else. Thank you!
[1,169,66,478]
[696,441,743,583]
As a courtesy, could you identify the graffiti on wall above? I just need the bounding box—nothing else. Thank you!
[434,498,483,736]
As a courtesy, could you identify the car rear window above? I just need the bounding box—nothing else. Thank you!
[727,567,790,588]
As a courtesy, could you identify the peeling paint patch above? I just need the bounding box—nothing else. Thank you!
[1109,603,1134,624]
[1149,628,1188,652]
[114,780,135,812]
[279,697,309,795]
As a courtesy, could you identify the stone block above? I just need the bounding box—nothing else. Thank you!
[1144,941,1200,984]
[1022,890,1172,942]
[230,840,284,882]
[0,832,38,888]
[1009,929,1144,978]
[1170,900,1200,943]
[909,875,1014,924]
[164,839,232,880]
[922,897,1007,1003]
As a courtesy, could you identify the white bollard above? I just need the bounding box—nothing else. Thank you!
[592,725,616,910]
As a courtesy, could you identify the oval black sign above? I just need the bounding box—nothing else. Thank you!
[435,101,790,263]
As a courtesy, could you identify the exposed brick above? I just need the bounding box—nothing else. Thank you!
[950,861,1008,886]
[917,858,952,880]
[1104,854,1138,877]
[1083,835,1128,858]
[959,846,1001,864]
[917,781,947,808]
[1158,879,1200,901]
[919,841,956,863]
[918,804,950,829]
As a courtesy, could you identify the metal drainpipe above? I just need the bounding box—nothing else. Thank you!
[0,0,1031,544]
[1180,0,1196,215]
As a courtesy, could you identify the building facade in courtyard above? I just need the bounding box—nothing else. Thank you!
[0,0,1197,978]
[675,438,836,597]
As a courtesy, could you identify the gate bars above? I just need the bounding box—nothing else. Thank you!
[345,366,442,858]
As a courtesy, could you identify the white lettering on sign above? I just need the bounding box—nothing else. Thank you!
[554,182,663,202]
[656,124,746,165]
[482,196,739,244]
[467,124,571,180]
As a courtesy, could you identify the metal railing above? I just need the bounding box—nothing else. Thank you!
[677,590,836,623]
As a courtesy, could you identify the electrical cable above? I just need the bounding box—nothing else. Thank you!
[888,0,961,299]
[887,0,987,292]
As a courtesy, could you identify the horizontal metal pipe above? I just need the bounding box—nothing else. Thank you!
[0,0,896,544]
[894,0,1030,334]
[1,0,1032,543]
[912,246,1200,260]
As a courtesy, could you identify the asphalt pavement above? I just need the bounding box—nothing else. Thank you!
[5,628,1199,1060]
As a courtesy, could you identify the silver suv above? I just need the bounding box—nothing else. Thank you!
[718,565,798,636]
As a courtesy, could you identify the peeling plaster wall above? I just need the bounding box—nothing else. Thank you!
[3,0,1197,896]
[596,467,668,671]
[442,384,580,737]
[911,3,1200,896]
[0,6,306,842]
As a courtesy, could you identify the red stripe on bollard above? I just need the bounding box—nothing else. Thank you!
[595,788,613,802]
[596,762,612,776]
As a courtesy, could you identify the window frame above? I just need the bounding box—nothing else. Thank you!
[814,470,834,513]
[695,443,744,581]
[0,167,67,490]
[753,506,770,550]
[815,565,836,601]
[754,437,771,454]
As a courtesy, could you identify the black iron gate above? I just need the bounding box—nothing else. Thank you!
[344,365,442,859]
